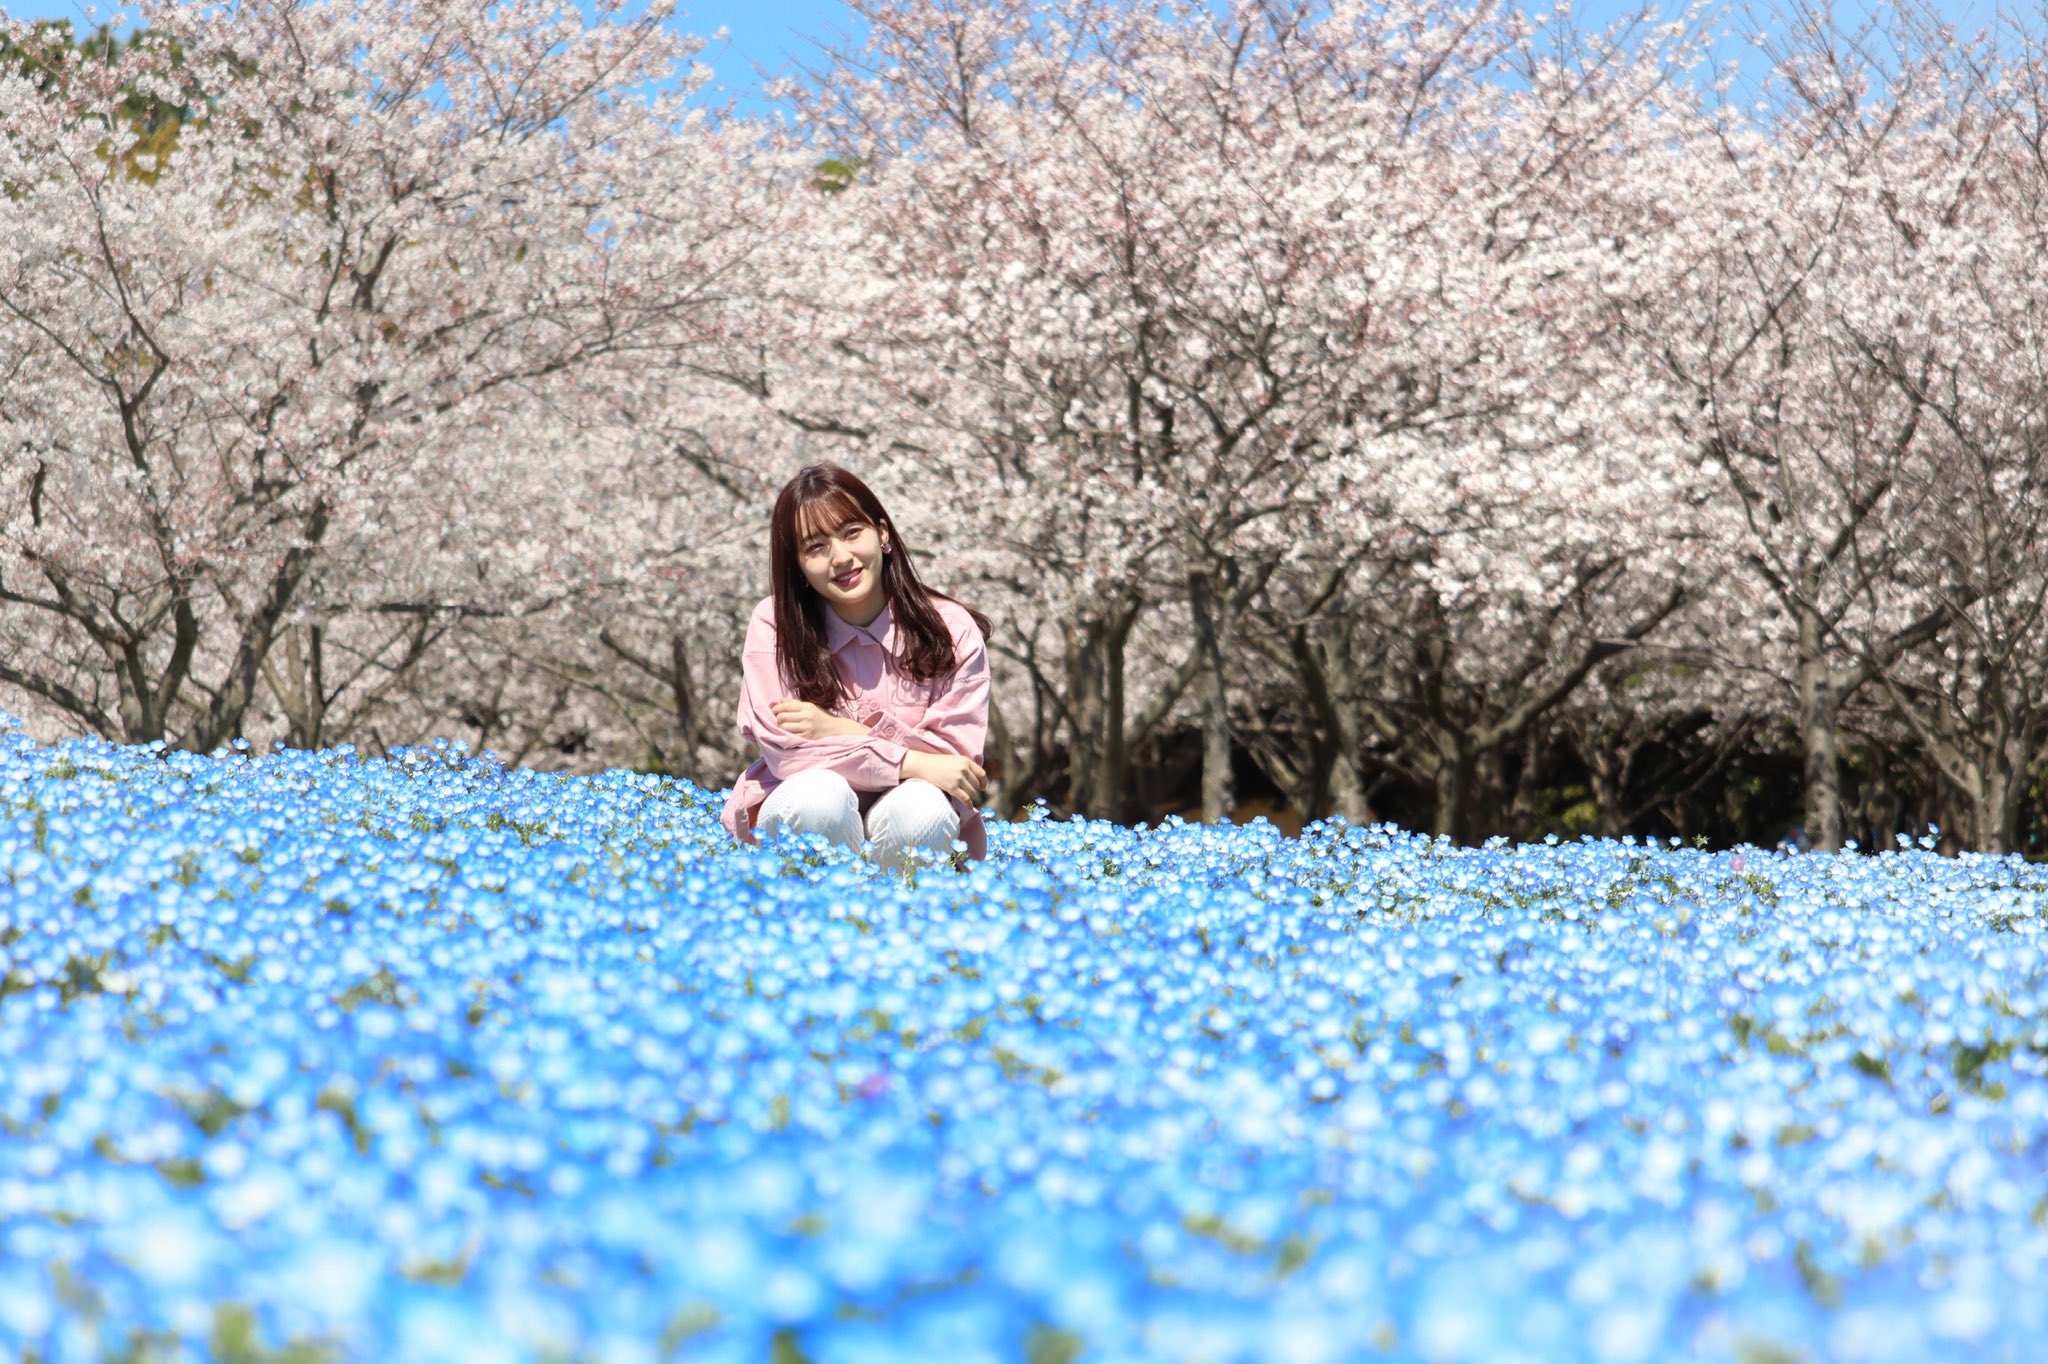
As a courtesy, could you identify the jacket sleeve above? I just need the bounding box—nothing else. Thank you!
[860,615,990,763]
[737,621,908,791]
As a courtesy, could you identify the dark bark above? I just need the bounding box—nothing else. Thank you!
[985,631,1061,816]
[187,498,332,753]
[1187,563,1238,824]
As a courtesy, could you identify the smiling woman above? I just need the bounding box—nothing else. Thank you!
[719,463,994,871]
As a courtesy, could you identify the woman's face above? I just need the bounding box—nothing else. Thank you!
[795,506,887,620]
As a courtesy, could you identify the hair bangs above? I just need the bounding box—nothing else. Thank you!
[794,487,870,543]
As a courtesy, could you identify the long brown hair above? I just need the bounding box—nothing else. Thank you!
[769,463,993,710]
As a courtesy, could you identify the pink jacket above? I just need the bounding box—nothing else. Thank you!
[720,593,991,860]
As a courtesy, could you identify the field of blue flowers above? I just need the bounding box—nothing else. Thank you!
[2,717,2046,1364]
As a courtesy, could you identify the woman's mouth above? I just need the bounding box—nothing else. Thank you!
[833,568,862,588]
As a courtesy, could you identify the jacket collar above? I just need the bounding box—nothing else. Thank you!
[823,598,896,655]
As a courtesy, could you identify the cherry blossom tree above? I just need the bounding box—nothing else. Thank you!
[747,0,1714,832]
[0,0,762,753]
[1617,1,1986,850]
[1207,3,1725,838]
[1830,13,2048,854]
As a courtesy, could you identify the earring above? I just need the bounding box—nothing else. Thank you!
[882,542,893,553]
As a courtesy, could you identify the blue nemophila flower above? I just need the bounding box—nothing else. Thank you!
[2,733,2048,1359]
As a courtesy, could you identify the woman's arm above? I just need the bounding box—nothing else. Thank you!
[737,638,907,790]
[882,618,989,806]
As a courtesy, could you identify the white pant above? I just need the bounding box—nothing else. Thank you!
[755,769,962,872]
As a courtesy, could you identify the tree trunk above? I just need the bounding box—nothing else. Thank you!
[268,624,328,749]
[987,691,1019,815]
[1798,697,1845,851]
[1509,730,1545,841]
[1061,597,1141,821]
[987,692,1048,818]
[1859,742,1903,852]
[1963,718,2031,856]
[666,632,701,784]
[1062,614,1105,816]
[1100,602,1134,821]
[1431,738,1477,842]
[985,651,1059,818]
[1187,566,1236,824]
[113,600,197,745]
[1231,597,1324,820]
[188,498,331,753]
[1319,635,1372,823]
[1583,736,1630,839]
[1796,607,1847,851]
[1327,743,1371,825]
[1976,766,2018,856]
[1237,720,1312,820]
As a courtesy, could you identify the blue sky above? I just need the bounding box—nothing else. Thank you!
[0,0,855,105]
[0,0,2012,116]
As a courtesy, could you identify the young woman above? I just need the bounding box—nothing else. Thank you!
[720,463,994,871]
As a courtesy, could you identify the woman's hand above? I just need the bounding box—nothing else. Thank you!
[902,750,987,806]
[771,699,868,740]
